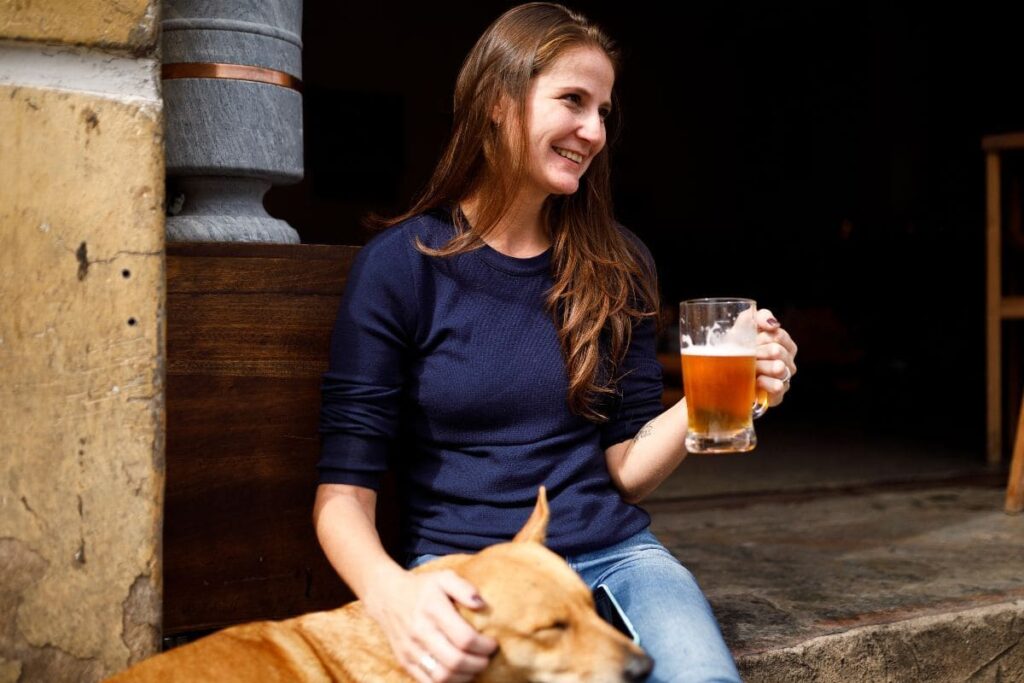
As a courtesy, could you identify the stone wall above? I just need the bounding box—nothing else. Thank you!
[0,3,165,681]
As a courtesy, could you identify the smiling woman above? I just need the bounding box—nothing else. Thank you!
[311,4,795,683]
[371,3,659,424]
[507,44,615,201]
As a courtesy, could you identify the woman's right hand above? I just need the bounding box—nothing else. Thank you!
[362,568,498,683]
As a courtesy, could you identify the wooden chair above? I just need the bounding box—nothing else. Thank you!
[982,134,1024,466]
[1005,391,1024,514]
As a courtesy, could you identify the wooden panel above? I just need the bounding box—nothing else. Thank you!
[167,243,358,294]
[167,294,344,375]
[987,153,1002,465]
[164,242,397,636]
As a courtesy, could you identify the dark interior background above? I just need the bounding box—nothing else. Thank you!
[266,3,1024,462]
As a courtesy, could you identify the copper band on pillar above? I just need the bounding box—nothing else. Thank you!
[162,63,303,92]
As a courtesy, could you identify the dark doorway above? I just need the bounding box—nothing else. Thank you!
[267,3,1024,493]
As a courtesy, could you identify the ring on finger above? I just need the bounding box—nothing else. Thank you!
[781,366,792,385]
[419,653,439,675]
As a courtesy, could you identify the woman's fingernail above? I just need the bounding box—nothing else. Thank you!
[471,594,485,608]
[768,317,780,327]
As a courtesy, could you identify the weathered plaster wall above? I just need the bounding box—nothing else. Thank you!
[0,1,157,51]
[0,3,164,681]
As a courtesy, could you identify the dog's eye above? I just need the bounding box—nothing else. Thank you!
[539,620,569,632]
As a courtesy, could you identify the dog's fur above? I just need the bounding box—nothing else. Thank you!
[107,488,652,682]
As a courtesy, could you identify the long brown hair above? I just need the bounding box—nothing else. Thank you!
[368,2,659,422]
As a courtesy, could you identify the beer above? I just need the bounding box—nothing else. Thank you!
[680,297,765,453]
[681,345,756,436]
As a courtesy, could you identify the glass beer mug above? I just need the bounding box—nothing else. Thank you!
[680,298,769,453]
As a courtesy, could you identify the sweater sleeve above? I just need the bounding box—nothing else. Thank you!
[317,227,418,489]
[598,316,664,449]
[598,227,665,449]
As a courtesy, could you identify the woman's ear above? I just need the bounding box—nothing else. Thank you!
[491,92,513,127]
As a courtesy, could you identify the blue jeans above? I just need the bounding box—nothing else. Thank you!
[407,528,741,683]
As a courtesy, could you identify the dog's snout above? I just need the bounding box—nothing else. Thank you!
[623,651,653,681]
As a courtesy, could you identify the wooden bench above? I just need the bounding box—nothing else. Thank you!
[164,242,402,642]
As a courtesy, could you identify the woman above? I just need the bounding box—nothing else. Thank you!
[313,4,798,682]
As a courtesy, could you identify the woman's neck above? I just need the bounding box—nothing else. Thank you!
[460,193,551,259]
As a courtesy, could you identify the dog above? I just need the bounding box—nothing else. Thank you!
[107,487,653,682]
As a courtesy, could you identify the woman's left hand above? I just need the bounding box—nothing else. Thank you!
[755,309,798,408]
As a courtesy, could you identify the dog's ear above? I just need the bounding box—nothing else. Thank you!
[513,486,549,544]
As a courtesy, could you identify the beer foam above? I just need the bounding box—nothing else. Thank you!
[681,318,757,349]
[681,343,754,357]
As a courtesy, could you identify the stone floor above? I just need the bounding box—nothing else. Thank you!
[646,483,1024,681]
[648,416,992,501]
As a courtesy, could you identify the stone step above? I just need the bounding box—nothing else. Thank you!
[646,485,1024,681]
[738,599,1024,682]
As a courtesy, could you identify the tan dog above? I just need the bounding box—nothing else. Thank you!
[107,488,652,682]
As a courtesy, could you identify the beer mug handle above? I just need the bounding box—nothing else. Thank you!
[752,389,769,419]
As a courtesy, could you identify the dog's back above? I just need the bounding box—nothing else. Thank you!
[107,489,651,682]
[108,601,419,683]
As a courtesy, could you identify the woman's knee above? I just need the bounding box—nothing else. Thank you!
[597,551,739,682]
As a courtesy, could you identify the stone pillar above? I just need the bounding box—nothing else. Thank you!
[0,3,165,682]
[162,0,304,243]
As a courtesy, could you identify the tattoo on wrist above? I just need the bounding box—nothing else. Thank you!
[635,421,655,442]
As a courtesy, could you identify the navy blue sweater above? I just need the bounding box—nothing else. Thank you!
[318,209,664,557]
